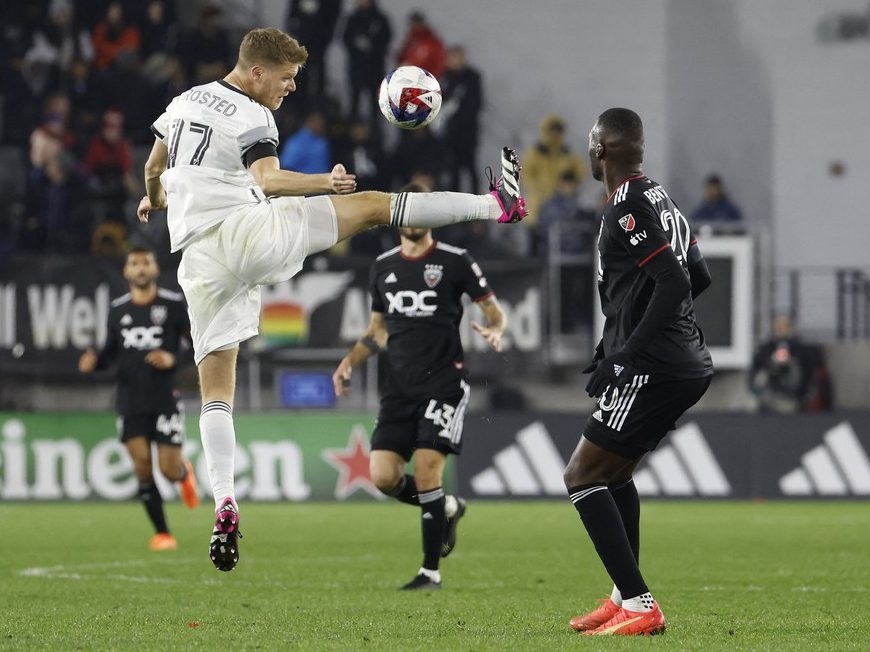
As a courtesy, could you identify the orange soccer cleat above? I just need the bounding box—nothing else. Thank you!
[149,533,178,552]
[586,602,666,636]
[179,460,200,509]
[569,597,622,632]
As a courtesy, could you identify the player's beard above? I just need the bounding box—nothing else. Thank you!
[399,228,429,242]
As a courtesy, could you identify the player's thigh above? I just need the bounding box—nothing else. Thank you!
[413,380,471,458]
[582,375,712,460]
[329,191,392,242]
[413,448,447,491]
[121,428,153,479]
[369,449,407,490]
[178,239,259,365]
[156,443,184,481]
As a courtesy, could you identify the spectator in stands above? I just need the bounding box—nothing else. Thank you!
[749,314,832,414]
[334,119,392,191]
[286,0,342,103]
[440,45,483,193]
[25,0,94,79]
[538,170,595,255]
[395,11,446,78]
[522,114,587,228]
[67,57,107,151]
[279,110,332,174]
[690,173,744,223]
[391,125,448,189]
[138,0,177,86]
[82,108,137,223]
[342,0,392,126]
[175,4,232,85]
[24,92,76,250]
[91,2,141,72]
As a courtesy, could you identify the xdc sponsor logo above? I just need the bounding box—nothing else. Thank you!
[470,421,730,497]
[779,422,870,496]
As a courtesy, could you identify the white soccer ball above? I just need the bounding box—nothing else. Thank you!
[377,65,442,130]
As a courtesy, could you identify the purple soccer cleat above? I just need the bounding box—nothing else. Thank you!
[488,147,528,224]
[209,496,242,572]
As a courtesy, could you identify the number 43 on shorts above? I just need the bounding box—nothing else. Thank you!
[424,400,456,438]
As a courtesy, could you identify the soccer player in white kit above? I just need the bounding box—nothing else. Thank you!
[136,27,527,571]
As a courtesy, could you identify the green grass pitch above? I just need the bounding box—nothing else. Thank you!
[3,500,869,650]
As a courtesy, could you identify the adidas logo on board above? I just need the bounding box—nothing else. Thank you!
[779,422,870,496]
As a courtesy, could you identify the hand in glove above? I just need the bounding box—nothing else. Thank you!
[585,351,634,398]
[581,339,605,374]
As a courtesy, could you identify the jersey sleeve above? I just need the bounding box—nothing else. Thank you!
[151,95,181,142]
[607,197,672,268]
[369,263,385,313]
[238,111,280,166]
[459,251,493,302]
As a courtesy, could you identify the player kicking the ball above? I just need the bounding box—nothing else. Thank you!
[137,27,526,572]
[564,108,713,635]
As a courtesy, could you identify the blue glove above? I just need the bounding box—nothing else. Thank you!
[585,351,634,398]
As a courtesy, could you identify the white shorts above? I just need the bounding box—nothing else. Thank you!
[178,195,338,364]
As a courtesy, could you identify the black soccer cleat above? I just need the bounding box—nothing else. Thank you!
[441,496,467,558]
[400,573,442,591]
[487,147,527,223]
[209,497,242,572]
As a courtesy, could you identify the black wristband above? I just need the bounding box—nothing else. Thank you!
[360,336,381,354]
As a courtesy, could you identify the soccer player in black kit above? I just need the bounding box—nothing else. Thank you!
[332,184,506,590]
[79,247,200,551]
[564,109,713,636]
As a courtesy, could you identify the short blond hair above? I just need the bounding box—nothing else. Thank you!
[238,28,308,68]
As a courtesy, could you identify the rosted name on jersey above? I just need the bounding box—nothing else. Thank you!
[180,89,238,116]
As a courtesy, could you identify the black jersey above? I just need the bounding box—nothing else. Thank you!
[96,288,191,416]
[370,241,493,396]
[597,175,713,381]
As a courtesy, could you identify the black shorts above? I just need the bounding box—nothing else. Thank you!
[371,380,471,461]
[583,375,712,459]
[116,402,185,446]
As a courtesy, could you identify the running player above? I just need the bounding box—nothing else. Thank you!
[564,108,713,636]
[136,27,526,572]
[332,182,506,590]
[79,246,199,551]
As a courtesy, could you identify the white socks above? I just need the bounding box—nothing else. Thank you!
[621,592,655,613]
[418,567,442,583]
[199,400,236,509]
[390,191,500,228]
[610,585,622,606]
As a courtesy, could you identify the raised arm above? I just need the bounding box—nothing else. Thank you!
[249,156,357,197]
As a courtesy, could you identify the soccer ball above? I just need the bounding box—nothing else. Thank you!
[377,65,442,129]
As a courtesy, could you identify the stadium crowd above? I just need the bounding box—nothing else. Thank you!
[0,0,611,265]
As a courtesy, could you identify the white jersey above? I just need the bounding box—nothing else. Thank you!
[151,80,280,251]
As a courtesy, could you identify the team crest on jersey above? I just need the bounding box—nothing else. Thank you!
[618,214,636,232]
[150,305,168,326]
[120,314,133,326]
[424,264,443,288]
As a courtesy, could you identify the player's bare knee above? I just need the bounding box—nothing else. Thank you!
[158,461,182,482]
[369,465,401,494]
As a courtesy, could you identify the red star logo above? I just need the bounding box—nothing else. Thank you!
[321,426,383,500]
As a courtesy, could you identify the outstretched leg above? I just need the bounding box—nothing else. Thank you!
[325,147,527,244]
